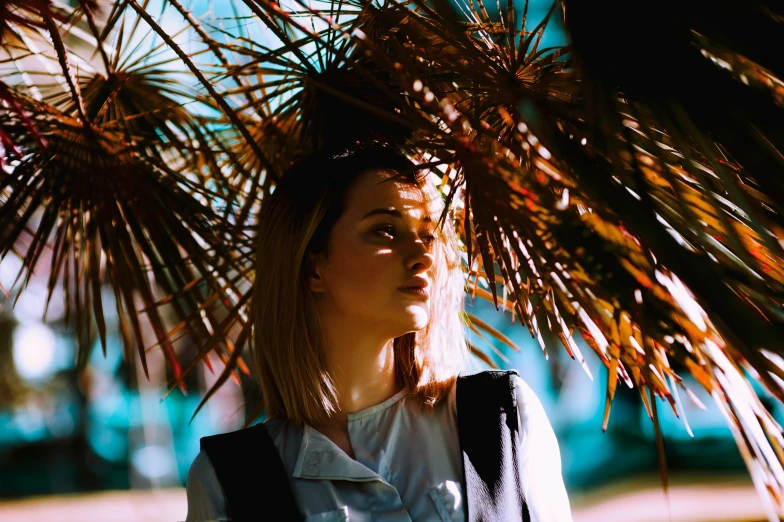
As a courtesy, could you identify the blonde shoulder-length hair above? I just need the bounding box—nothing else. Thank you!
[249,145,472,427]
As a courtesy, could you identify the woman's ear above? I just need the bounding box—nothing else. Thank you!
[306,251,327,293]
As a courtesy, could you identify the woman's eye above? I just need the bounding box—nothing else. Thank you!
[421,233,437,245]
[374,226,436,245]
[375,225,395,238]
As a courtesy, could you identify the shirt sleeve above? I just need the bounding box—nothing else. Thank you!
[512,374,573,522]
[185,449,231,522]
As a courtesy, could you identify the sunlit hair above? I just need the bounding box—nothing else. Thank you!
[249,144,472,427]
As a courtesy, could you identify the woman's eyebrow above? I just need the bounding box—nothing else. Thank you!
[360,208,432,222]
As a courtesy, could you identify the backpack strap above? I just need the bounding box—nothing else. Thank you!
[457,369,531,522]
[200,422,301,521]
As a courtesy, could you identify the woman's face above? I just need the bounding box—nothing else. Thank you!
[308,168,437,337]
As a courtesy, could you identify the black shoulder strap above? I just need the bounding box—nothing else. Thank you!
[200,422,301,521]
[457,369,531,522]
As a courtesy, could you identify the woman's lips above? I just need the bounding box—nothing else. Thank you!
[398,287,429,299]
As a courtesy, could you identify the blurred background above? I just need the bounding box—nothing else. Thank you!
[1,1,782,521]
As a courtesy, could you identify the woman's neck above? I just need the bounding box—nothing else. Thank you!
[314,320,404,431]
[328,338,401,417]
[310,327,402,460]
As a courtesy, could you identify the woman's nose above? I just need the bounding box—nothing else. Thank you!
[406,239,434,272]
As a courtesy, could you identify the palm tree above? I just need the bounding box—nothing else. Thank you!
[1,0,783,516]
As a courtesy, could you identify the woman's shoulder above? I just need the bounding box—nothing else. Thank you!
[185,450,229,522]
[505,372,548,423]
[457,368,536,400]
[187,449,215,481]
[457,369,548,430]
[262,417,288,440]
[508,371,538,403]
[184,424,289,521]
[186,421,281,487]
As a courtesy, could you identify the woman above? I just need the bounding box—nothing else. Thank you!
[184,145,572,521]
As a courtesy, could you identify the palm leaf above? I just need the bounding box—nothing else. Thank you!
[2,1,784,514]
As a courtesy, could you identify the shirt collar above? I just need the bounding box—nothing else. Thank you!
[346,386,410,421]
[292,387,410,482]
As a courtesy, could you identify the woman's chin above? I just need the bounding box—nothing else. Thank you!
[399,306,430,331]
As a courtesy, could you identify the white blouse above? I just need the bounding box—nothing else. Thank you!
[185,372,572,522]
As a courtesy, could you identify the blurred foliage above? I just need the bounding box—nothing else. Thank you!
[1,0,784,516]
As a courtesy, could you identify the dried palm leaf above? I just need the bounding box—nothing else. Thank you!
[2,1,784,515]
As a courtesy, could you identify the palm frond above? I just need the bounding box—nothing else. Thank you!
[2,1,784,514]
